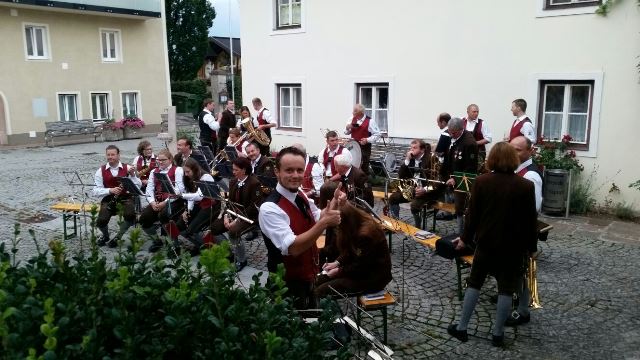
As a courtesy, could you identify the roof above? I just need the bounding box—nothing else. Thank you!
[207,36,241,58]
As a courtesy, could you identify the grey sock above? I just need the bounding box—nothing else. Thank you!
[517,277,531,316]
[115,221,134,240]
[457,287,480,331]
[494,294,511,336]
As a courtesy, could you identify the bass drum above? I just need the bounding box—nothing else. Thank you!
[344,139,362,168]
[383,152,397,173]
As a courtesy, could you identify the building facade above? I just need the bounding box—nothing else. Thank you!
[0,0,171,145]
[239,0,640,205]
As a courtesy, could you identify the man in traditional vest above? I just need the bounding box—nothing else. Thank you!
[217,99,237,151]
[434,112,452,160]
[509,98,536,143]
[252,97,277,155]
[462,104,492,156]
[292,143,323,201]
[345,103,381,175]
[139,149,186,253]
[330,153,374,207]
[246,142,275,181]
[198,98,219,154]
[318,130,351,179]
[93,145,141,247]
[174,136,201,167]
[259,146,343,309]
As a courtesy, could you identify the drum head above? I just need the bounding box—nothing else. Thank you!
[344,140,362,168]
[383,153,397,173]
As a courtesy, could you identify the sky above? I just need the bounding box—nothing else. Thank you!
[208,0,241,38]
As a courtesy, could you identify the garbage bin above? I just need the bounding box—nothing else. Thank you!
[542,169,570,215]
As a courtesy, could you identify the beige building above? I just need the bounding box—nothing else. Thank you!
[0,0,171,145]
[239,0,640,206]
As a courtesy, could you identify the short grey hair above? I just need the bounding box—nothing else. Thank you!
[448,117,464,131]
[334,153,352,167]
[354,103,365,113]
[291,143,306,154]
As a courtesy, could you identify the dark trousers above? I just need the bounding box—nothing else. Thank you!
[258,143,271,157]
[467,251,523,295]
[286,279,315,310]
[96,195,136,240]
[176,204,220,247]
[139,199,185,237]
[360,143,372,175]
[200,138,218,157]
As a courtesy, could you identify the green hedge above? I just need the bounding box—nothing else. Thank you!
[171,79,211,114]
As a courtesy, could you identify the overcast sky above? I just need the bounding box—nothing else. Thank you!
[208,0,241,38]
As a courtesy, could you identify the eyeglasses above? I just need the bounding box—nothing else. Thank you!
[157,158,169,162]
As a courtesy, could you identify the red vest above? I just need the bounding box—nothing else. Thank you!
[136,156,157,180]
[101,164,129,194]
[277,194,319,282]
[510,117,532,141]
[235,141,245,154]
[322,146,344,175]
[302,158,315,192]
[463,118,485,152]
[153,166,177,201]
[350,116,371,141]
[257,109,267,125]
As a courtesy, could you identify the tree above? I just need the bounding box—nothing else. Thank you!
[166,0,216,81]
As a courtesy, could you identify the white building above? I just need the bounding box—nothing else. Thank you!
[239,0,640,205]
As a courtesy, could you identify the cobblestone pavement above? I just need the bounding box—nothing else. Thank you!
[0,138,639,359]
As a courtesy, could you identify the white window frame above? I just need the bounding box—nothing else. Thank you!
[271,0,305,36]
[119,90,142,118]
[99,28,122,63]
[277,84,303,129]
[272,77,306,137]
[89,91,113,122]
[56,92,81,122]
[528,72,603,158]
[535,0,601,17]
[22,22,51,61]
[540,82,592,144]
[355,83,390,134]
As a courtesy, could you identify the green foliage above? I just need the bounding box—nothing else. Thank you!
[535,135,583,172]
[613,202,637,220]
[166,0,216,81]
[630,179,640,191]
[171,79,211,114]
[570,171,597,214]
[226,74,243,108]
[177,129,198,146]
[0,225,336,358]
[596,0,640,16]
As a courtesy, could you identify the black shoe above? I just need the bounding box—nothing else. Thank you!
[505,311,530,327]
[235,260,247,272]
[492,333,504,347]
[244,231,259,241]
[148,241,163,253]
[447,324,468,342]
[97,236,109,247]
[189,247,201,257]
[107,239,118,248]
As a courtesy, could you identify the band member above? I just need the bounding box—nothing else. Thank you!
[210,157,263,271]
[227,128,249,157]
[509,98,536,143]
[388,139,441,228]
[198,98,219,154]
[318,130,351,179]
[176,158,221,255]
[139,149,186,253]
[246,142,275,180]
[174,136,201,167]
[441,117,479,235]
[434,112,452,159]
[93,145,142,247]
[463,104,492,155]
[330,153,374,207]
[132,140,157,190]
[252,97,277,155]
[345,103,381,175]
[448,142,537,347]
[259,146,343,309]
[292,143,323,201]
[217,99,237,151]
[237,105,253,131]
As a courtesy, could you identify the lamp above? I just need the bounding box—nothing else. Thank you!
[219,89,228,104]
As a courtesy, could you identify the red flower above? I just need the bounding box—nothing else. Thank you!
[562,134,573,144]
[569,150,576,158]
[538,136,545,144]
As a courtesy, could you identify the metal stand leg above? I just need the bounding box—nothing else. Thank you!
[456,258,464,301]
[382,307,388,344]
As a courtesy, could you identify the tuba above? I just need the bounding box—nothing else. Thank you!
[242,118,271,146]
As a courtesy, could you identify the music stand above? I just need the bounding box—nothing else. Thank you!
[62,170,95,248]
[214,162,233,178]
[191,152,211,173]
[198,145,215,162]
[451,171,476,193]
[257,174,277,189]
[370,160,391,199]
[224,145,238,161]
[195,180,221,200]
[154,173,177,195]
[117,177,145,196]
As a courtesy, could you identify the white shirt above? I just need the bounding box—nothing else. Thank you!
[132,154,156,168]
[344,115,381,143]
[202,108,219,132]
[145,165,185,204]
[93,162,142,198]
[464,118,492,143]
[251,154,262,174]
[318,146,352,178]
[304,156,324,194]
[516,158,543,212]
[181,173,214,211]
[227,137,249,156]
[255,107,276,126]
[259,183,321,256]
[514,115,536,144]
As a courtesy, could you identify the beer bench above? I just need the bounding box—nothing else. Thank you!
[44,120,103,147]
[357,291,396,344]
[50,202,100,240]
[431,201,456,232]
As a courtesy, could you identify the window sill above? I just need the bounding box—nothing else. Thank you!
[101,59,122,63]
[26,57,51,62]
[270,27,305,36]
[535,1,600,17]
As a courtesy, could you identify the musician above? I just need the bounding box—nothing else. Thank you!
[345,103,381,175]
[132,140,157,190]
[227,128,249,157]
[93,145,142,247]
[259,146,342,309]
[509,98,536,143]
[441,117,479,234]
[463,104,492,154]
[139,149,186,253]
[246,142,275,180]
[318,130,351,179]
[448,142,537,347]
[292,143,323,201]
[198,98,219,154]
[217,99,237,151]
[174,136,201,167]
[210,157,262,271]
[176,158,221,256]
[252,97,277,155]
[237,105,253,131]
[434,112,452,159]
[330,153,374,207]
[388,139,440,228]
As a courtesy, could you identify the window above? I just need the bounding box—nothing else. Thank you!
[277,84,302,128]
[91,93,110,121]
[121,91,139,117]
[538,80,594,149]
[276,0,301,29]
[544,0,601,10]
[58,94,79,121]
[23,23,50,60]
[100,29,121,62]
[356,83,389,133]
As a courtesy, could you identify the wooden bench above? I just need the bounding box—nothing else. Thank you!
[50,202,100,240]
[431,201,456,232]
[357,291,397,344]
[44,120,103,146]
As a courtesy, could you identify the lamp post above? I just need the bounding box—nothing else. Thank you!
[228,0,235,102]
